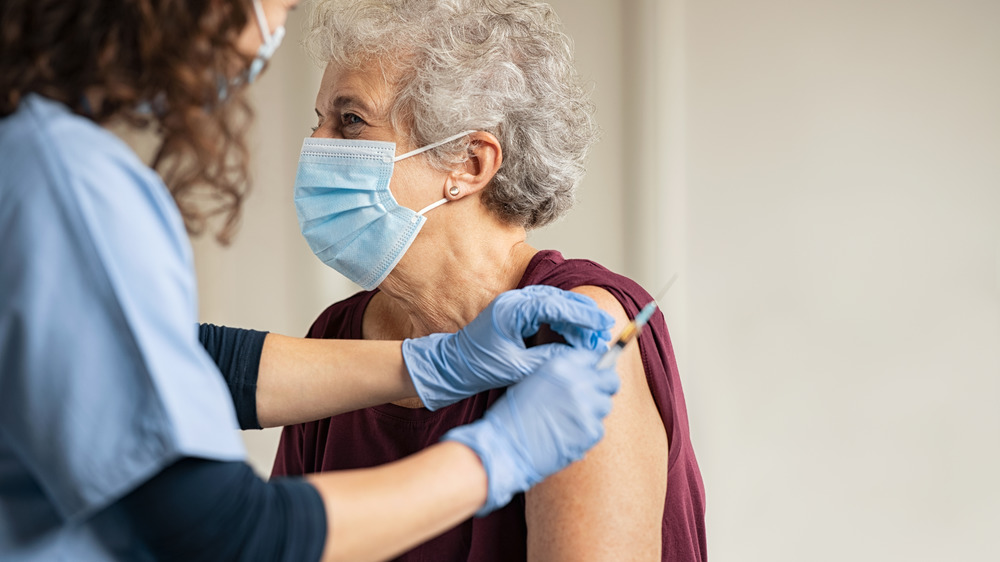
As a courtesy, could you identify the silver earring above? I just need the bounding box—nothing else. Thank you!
[449,186,460,197]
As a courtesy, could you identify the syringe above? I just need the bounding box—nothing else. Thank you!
[595,300,658,369]
[595,274,677,370]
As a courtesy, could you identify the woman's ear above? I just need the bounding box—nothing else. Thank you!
[445,131,502,200]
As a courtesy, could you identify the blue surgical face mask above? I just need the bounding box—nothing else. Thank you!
[294,130,475,290]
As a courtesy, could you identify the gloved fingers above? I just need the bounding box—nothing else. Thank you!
[565,411,606,461]
[592,392,615,420]
[582,421,606,454]
[547,320,612,351]
[508,342,569,371]
[453,347,619,514]
[552,349,621,395]
[594,364,622,395]
[513,288,614,340]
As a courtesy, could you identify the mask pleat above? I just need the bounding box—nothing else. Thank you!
[293,134,462,290]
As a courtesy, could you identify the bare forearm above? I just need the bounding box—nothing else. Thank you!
[256,334,418,427]
[307,441,487,562]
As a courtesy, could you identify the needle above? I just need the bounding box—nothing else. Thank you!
[595,274,678,369]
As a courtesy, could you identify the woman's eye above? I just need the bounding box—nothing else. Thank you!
[342,113,365,126]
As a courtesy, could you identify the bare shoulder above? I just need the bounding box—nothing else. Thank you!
[526,284,668,561]
[568,285,631,335]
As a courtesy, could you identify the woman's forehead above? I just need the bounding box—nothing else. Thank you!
[317,62,394,113]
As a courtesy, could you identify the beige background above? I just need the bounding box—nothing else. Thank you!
[192,1,1000,559]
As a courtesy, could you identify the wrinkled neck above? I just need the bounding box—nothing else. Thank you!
[377,222,535,337]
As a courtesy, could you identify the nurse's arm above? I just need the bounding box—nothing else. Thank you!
[198,323,419,428]
[202,287,611,429]
[120,442,487,562]
[256,333,416,427]
[307,440,487,562]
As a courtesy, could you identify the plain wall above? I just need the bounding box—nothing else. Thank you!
[192,1,1000,559]
[683,1,1000,560]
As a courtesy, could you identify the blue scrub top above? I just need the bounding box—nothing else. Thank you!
[0,95,245,560]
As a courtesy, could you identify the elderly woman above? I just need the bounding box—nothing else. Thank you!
[274,0,706,560]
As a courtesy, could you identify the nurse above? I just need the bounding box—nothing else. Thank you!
[0,1,620,561]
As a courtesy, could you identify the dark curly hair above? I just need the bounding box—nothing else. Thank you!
[1,0,257,243]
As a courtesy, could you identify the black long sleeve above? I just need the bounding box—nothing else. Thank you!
[118,458,327,562]
[198,323,268,430]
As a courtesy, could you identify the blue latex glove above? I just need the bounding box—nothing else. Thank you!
[443,348,620,515]
[401,285,614,411]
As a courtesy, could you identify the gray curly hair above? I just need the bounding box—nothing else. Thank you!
[304,0,597,229]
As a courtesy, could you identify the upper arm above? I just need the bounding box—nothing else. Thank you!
[198,324,269,430]
[525,286,667,561]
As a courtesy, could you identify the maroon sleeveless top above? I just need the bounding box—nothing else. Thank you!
[273,250,707,561]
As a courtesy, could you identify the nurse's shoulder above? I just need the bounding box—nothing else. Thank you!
[0,94,195,294]
[0,94,184,245]
[2,94,143,177]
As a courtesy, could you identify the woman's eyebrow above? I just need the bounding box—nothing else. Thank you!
[317,95,380,121]
[331,95,375,114]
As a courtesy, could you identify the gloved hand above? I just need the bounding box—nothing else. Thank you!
[402,285,614,411]
[442,348,620,515]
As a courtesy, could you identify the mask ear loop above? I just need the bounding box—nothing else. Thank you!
[252,0,274,43]
[397,130,478,222]
[393,130,478,162]
[413,198,450,221]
